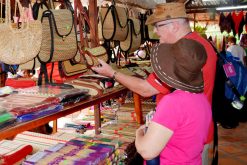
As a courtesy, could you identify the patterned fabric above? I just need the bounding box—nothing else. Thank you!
[0,140,33,165]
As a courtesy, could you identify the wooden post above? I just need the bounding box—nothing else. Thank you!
[52,120,57,134]
[88,0,98,47]
[133,92,144,124]
[94,104,101,134]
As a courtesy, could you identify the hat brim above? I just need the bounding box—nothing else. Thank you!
[146,16,188,25]
[151,43,204,93]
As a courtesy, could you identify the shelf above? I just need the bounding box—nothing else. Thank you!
[0,86,128,140]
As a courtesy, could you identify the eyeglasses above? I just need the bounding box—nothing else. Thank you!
[154,22,174,29]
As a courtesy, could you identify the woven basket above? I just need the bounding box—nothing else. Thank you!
[0,0,42,65]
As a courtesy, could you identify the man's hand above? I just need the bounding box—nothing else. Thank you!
[91,59,115,78]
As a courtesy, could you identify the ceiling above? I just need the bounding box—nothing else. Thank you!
[111,0,247,12]
[185,0,247,13]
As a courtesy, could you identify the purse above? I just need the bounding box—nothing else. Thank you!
[119,18,141,53]
[59,58,88,77]
[37,8,77,63]
[74,0,108,68]
[0,0,42,65]
[19,57,40,70]
[84,46,108,67]
[101,1,128,41]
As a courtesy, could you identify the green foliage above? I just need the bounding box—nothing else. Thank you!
[194,25,207,34]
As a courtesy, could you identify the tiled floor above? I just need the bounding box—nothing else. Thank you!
[210,122,247,165]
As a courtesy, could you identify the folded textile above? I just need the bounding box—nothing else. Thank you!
[0,112,14,123]
[13,131,74,152]
[0,118,16,130]
[6,95,60,116]
[0,140,33,165]
[17,105,63,122]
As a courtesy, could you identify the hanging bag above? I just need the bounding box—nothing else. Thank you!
[37,8,77,63]
[74,0,108,68]
[37,0,78,85]
[101,0,128,41]
[0,0,42,65]
[119,17,141,53]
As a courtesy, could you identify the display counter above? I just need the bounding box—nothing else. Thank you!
[0,85,142,140]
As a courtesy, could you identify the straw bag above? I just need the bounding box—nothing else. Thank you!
[120,18,141,53]
[37,9,77,63]
[19,57,40,70]
[73,0,108,68]
[101,2,128,41]
[59,58,88,77]
[0,0,42,65]
[84,46,108,67]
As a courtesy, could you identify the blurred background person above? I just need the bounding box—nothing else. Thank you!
[227,36,246,66]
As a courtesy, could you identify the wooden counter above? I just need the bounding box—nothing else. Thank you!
[0,86,130,140]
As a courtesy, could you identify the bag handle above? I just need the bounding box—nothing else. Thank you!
[12,0,30,29]
[74,0,101,67]
[5,0,11,24]
[74,0,99,47]
[0,0,3,23]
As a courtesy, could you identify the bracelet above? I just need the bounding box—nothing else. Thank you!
[112,71,118,80]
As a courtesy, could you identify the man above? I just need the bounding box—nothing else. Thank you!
[92,2,217,164]
[227,36,246,66]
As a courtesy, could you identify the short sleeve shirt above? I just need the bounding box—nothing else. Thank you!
[152,90,212,165]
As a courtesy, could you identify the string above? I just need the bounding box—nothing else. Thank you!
[0,0,2,22]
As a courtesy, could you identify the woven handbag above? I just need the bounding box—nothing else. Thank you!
[59,59,88,77]
[74,0,108,68]
[0,0,42,65]
[19,57,40,70]
[37,9,77,63]
[84,46,108,67]
[120,18,141,53]
[101,3,128,41]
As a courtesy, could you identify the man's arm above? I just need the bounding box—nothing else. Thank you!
[92,59,159,97]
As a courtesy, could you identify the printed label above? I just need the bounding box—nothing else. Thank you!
[223,63,236,78]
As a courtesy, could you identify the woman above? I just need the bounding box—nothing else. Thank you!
[135,38,212,165]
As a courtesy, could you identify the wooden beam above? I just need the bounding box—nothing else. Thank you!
[89,0,98,47]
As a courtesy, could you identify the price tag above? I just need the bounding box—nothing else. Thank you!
[223,63,236,78]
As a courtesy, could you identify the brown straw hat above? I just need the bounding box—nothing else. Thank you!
[146,3,188,25]
[151,38,207,93]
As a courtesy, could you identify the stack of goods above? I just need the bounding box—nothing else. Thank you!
[117,99,156,122]
[100,121,139,139]
[15,85,90,105]
[0,108,16,129]
[101,105,118,122]
[0,140,33,165]
[23,140,115,164]
[74,134,137,164]
[13,131,77,153]
[0,85,90,123]
[20,131,138,165]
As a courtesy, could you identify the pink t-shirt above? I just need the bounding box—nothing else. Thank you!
[152,90,212,165]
